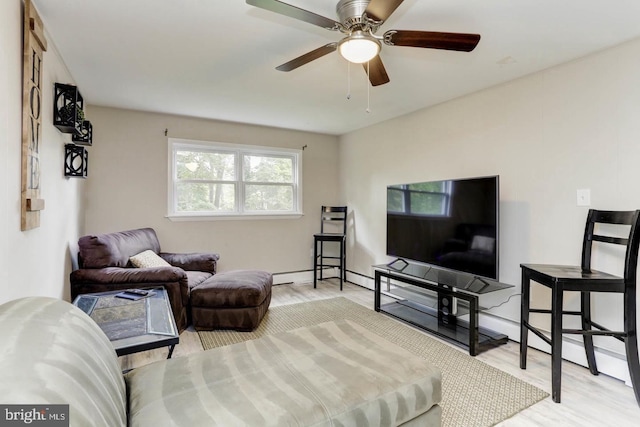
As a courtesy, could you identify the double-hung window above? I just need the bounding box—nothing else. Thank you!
[168,138,302,219]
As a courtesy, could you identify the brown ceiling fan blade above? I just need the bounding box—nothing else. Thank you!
[363,55,390,86]
[246,0,340,30]
[384,30,481,52]
[364,0,405,22]
[276,43,337,71]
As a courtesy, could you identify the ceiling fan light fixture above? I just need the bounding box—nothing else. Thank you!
[338,31,381,63]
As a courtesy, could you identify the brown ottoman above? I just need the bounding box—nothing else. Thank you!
[190,270,272,331]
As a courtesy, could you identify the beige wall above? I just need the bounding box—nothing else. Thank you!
[0,0,86,304]
[84,107,340,275]
[339,37,640,380]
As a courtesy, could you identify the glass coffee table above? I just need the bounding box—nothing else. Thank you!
[73,287,179,358]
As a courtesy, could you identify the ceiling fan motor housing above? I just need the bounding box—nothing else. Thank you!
[336,0,371,31]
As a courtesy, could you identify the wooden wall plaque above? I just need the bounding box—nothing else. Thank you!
[21,0,48,230]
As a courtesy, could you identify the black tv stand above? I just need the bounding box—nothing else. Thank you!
[373,265,512,356]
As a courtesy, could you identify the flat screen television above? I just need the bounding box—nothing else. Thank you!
[386,175,499,280]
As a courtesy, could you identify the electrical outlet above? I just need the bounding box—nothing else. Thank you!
[577,189,591,206]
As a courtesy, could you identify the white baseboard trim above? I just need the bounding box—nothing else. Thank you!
[272,268,338,285]
[346,270,373,289]
[272,270,312,285]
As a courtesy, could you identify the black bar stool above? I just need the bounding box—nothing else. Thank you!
[520,209,640,405]
[313,206,347,290]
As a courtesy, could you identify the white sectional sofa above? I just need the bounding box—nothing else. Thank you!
[0,297,442,426]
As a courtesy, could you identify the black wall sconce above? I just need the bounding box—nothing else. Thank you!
[64,144,88,178]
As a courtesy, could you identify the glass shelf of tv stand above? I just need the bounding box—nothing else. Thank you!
[377,259,512,294]
[373,262,513,355]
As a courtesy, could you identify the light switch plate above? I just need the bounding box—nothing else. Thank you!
[577,189,591,206]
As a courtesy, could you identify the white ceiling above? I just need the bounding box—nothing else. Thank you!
[33,0,640,135]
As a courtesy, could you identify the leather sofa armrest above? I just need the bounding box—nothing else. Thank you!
[160,252,219,274]
[70,266,187,284]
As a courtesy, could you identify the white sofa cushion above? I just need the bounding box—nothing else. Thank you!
[0,297,127,426]
[130,249,171,269]
[125,319,442,426]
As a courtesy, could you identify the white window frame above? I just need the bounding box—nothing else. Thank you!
[167,138,302,220]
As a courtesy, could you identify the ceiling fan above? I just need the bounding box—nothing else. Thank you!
[246,0,481,86]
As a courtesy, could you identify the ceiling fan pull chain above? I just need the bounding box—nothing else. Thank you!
[346,61,351,100]
[366,61,371,114]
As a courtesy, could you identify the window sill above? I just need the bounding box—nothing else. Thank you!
[166,213,304,222]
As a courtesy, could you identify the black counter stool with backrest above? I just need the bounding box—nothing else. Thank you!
[313,206,347,291]
[520,209,640,405]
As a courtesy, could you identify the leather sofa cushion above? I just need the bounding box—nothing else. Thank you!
[79,228,162,268]
[191,270,272,308]
[186,270,213,290]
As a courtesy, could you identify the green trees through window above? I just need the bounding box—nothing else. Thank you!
[243,155,294,212]
[176,151,236,212]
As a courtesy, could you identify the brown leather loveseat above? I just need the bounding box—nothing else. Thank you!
[70,228,219,332]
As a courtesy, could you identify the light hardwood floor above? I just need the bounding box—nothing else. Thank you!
[122,281,639,426]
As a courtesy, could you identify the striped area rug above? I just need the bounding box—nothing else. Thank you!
[198,297,548,427]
